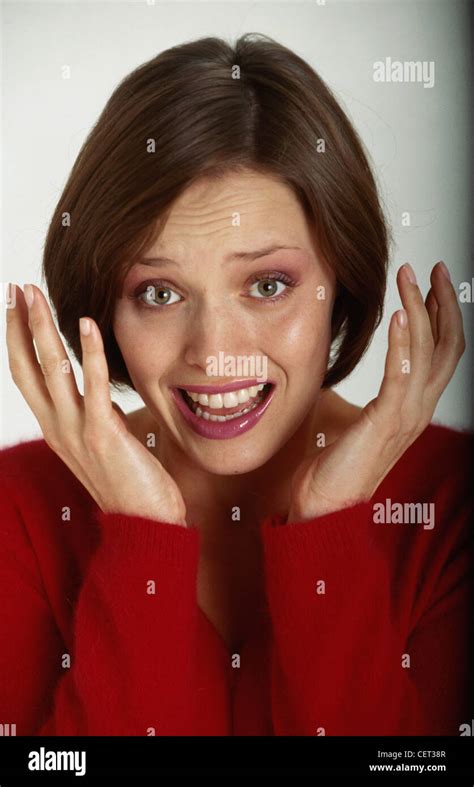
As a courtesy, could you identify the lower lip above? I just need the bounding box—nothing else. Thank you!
[171,386,276,440]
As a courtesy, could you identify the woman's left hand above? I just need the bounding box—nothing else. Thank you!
[287,261,465,522]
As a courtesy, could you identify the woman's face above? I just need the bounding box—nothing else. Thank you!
[113,170,336,475]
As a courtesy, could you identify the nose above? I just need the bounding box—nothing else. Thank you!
[183,297,256,374]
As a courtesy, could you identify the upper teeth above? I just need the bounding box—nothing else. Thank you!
[186,383,265,409]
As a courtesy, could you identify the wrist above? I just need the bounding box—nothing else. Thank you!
[287,493,369,523]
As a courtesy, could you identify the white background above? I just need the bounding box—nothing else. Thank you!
[1,0,472,449]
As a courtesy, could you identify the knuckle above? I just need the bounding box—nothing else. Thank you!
[42,427,60,453]
[400,418,420,440]
[42,416,78,457]
[436,335,450,353]
[81,340,100,357]
[28,314,42,331]
[386,418,402,440]
[39,354,60,377]
[60,431,79,456]
[83,424,107,453]
[417,334,435,356]
[8,357,26,383]
[438,332,465,357]
[53,415,84,457]
[454,333,466,356]
[363,401,388,434]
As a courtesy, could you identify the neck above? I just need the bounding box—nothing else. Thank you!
[142,390,338,537]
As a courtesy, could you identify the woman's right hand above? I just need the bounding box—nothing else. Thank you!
[5,283,187,526]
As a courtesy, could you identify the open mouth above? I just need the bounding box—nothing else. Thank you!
[177,383,273,422]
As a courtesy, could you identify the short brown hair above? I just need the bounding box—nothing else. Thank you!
[42,33,391,390]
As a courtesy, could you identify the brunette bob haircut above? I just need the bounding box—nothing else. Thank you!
[42,33,391,390]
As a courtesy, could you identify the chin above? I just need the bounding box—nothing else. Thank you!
[185,442,278,476]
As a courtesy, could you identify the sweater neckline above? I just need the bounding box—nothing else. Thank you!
[197,602,270,661]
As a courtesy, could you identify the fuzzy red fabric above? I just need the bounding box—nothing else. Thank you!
[0,422,472,736]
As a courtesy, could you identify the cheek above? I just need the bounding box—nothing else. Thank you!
[267,301,333,372]
[112,303,176,384]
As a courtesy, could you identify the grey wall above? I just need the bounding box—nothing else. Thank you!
[1,0,472,447]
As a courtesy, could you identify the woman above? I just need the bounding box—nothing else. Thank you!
[1,34,471,736]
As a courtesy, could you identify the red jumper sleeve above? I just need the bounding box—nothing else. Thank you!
[0,480,201,736]
[260,499,471,736]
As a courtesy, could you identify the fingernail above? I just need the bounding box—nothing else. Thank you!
[23,284,34,308]
[403,263,417,285]
[438,260,451,281]
[79,317,91,336]
[6,283,16,309]
[396,309,407,329]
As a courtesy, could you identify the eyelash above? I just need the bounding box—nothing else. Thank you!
[246,272,297,304]
[131,272,298,309]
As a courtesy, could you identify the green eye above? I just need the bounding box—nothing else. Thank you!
[249,279,286,298]
[141,285,181,306]
[151,287,170,304]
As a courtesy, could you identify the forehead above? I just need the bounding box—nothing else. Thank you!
[151,170,313,253]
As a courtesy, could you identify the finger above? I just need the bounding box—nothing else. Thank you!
[6,284,55,425]
[396,263,435,416]
[111,400,130,431]
[79,317,115,427]
[22,283,81,412]
[425,287,439,344]
[425,261,465,404]
[365,309,411,429]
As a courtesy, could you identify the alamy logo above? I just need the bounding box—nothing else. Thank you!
[206,352,268,383]
[28,747,86,776]
[373,498,435,530]
[373,57,435,88]
[0,722,16,735]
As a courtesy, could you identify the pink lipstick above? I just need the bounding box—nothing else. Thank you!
[171,382,275,440]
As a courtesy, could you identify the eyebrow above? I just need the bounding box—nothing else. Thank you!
[140,244,304,266]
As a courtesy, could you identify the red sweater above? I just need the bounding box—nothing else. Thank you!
[0,422,472,736]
